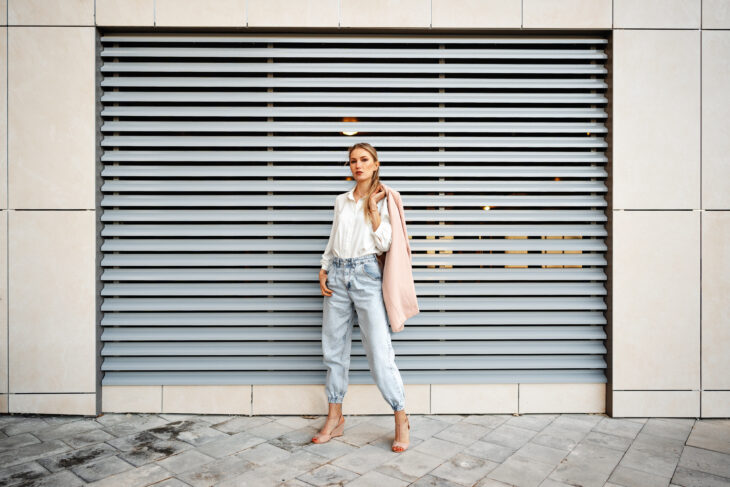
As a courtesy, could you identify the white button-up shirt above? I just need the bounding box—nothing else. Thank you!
[320,186,392,271]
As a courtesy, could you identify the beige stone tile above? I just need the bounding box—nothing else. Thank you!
[519,383,605,413]
[614,0,701,28]
[432,0,521,28]
[0,212,6,394]
[163,385,251,414]
[0,27,6,209]
[8,0,94,25]
[612,390,699,417]
[9,393,97,415]
[703,0,730,28]
[344,384,429,414]
[612,211,700,390]
[0,0,6,25]
[702,32,730,210]
[95,0,154,26]
[8,211,96,393]
[8,27,95,210]
[523,0,612,28]
[613,30,700,210]
[341,0,431,28]
[102,386,162,413]
[253,384,324,414]
[248,0,338,27]
[0,394,7,413]
[155,0,245,27]
[701,212,730,389]
[701,391,730,418]
[431,384,517,414]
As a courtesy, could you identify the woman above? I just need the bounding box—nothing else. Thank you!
[311,142,411,453]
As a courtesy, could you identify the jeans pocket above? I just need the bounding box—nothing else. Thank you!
[361,261,382,280]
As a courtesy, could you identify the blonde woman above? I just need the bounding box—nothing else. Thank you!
[311,142,411,453]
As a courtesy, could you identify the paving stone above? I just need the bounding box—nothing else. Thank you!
[632,432,685,458]
[191,414,236,425]
[2,417,49,436]
[412,437,468,460]
[536,479,574,487]
[194,430,266,458]
[217,461,305,487]
[62,428,116,449]
[117,437,193,467]
[462,440,515,463]
[237,441,291,466]
[581,430,633,452]
[462,415,511,430]
[505,414,558,432]
[146,419,230,446]
[99,415,171,438]
[155,449,216,475]
[549,441,624,487]
[554,414,604,429]
[331,443,395,474]
[481,425,537,450]
[686,420,730,455]
[337,420,391,447]
[486,454,555,487]
[176,454,256,487]
[34,418,102,442]
[607,465,672,487]
[513,442,569,465]
[434,421,493,446]
[70,454,135,483]
[295,463,360,486]
[42,416,85,427]
[208,415,272,434]
[592,417,645,439]
[413,416,469,439]
[22,469,86,486]
[0,439,71,468]
[242,419,295,441]
[87,462,173,487]
[429,452,499,486]
[619,444,682,479]
[346,469,411,486]
[671,466,730,487]
[0,432,42,451]
[148,478,191,487]
[280,479,313,487]
[375,450,446,483]
[157,414,200,422]
[0,460,49,486]
[642,418,694,442]
[270,415,315,430]
[424,415,466,424]
[305,433,360,460]
[530,424,589,451]
[37,441,119,472]
[677,445,730,479]
[412,473,470,486]
[269,426,319,453]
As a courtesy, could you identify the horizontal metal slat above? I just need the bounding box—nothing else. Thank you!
[101,369,608,385]
[100,268,607,283]
[100,296,606,312]
[101,120,607,134]
[100,238,606,252]
[101,325,606,341]
[101,46,607,60]
[101,282,607,297]
[101,106,608,119]
[101,340,606,356]
[101,355,607,371]
[100,223,607,237]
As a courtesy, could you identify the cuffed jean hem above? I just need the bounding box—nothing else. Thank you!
[327,396,345,404]
[392,404,406,412]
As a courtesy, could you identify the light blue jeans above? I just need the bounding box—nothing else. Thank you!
[322,253,406,412]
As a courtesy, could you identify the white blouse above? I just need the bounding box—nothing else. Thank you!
[320,186,393,272]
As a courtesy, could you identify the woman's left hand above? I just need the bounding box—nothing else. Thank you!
[369,184,385,212]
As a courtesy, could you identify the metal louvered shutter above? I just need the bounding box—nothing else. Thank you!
[99,33,608,386]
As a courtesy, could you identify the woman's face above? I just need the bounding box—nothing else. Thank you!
[349,148,379,183]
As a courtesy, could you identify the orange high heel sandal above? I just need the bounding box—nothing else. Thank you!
[311,414,345,444]
[392,414,410,452]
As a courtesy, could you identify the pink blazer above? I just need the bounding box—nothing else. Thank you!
[376,183,420,332]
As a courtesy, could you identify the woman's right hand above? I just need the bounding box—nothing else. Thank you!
[320,268,333,297]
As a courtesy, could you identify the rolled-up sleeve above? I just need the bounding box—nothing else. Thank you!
[320,198,338,271]
[370,199,392,253]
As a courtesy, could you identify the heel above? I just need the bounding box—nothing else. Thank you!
[331,420,345,438]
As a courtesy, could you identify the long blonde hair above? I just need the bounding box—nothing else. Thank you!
[348,142,382,223]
